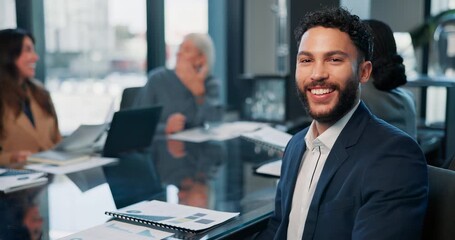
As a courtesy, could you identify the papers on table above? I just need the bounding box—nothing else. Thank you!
[105,200,240,232]
[0,171,48,193]
[26,157,117,175]
[55,123,108,152]
[27,150,91,166]
[240,126,292,151]
[27,123,109,166]
[58,220,174,240]
[255,159,282,178]
[169,121,269,143]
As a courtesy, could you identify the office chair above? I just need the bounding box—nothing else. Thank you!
[422,165,455,240]
[119,86,142,110]
[445,154,455,170]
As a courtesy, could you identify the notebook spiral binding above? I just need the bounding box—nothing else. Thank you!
[105,211,195,233]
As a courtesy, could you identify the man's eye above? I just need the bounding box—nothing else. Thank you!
[329,58,342,62]
[298,58,311,63]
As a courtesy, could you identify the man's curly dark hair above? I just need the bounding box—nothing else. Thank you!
[294,7,373,62]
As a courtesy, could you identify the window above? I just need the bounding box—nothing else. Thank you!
[431,0,455,15]
[164,0,208,68]
[44,0,147,134]
[425,0,455,124]
[0,0,16,29]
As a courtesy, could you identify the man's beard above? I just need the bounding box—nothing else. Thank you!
[297,78,359,124]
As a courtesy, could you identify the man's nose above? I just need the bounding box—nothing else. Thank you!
[310,62,328,81]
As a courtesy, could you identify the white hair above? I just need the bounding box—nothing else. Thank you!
[183,33,215,73]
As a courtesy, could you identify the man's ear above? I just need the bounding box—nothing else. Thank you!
[359,60,372,83]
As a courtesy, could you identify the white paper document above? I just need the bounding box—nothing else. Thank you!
[168,128,213,143]
[0,172,48,193]
[240,126,292,151]
[56,123,109,152]
[169,121,268,143]
[26,157,117,175]
[255,159,282,177]
[58,220,174,240]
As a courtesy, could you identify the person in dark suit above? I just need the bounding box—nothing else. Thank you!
[256,7,428,240]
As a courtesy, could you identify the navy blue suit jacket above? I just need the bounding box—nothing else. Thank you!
[258,102,428,240]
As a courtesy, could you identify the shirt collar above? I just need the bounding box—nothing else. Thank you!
[305,101,360,150]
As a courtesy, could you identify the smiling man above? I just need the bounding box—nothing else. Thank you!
[256,7,428,240]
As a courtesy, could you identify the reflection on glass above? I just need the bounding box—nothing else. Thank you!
[153,139,223,209]
[0,186,47,240]
[103,150,164,209]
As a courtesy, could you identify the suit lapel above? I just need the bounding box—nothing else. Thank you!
[303,102,372,239]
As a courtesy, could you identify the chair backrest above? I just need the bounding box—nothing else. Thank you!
[449,157,455,170]
[119,86,142,110]
[439,153,455,169]
[446,154,455,170]
[422,165,455,240]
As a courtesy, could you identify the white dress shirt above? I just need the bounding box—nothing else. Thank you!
[287,102,360,239]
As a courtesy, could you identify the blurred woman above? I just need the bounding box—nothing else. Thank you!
[0,28,61,165]
[361,20,417,138]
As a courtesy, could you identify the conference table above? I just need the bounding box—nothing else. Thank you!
[0,135,281,240]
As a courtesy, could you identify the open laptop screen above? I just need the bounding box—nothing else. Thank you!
[102,106,162,158]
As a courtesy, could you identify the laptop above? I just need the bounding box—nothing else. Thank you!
[102,106,162,158]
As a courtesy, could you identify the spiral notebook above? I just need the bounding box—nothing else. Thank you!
[105,200,239,233]
[240,126,292,152]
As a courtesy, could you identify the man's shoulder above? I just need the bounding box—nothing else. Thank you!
[344,104,418,147]
[147,67,173,80]
[369,114,411,136]
[361,115,421,152]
